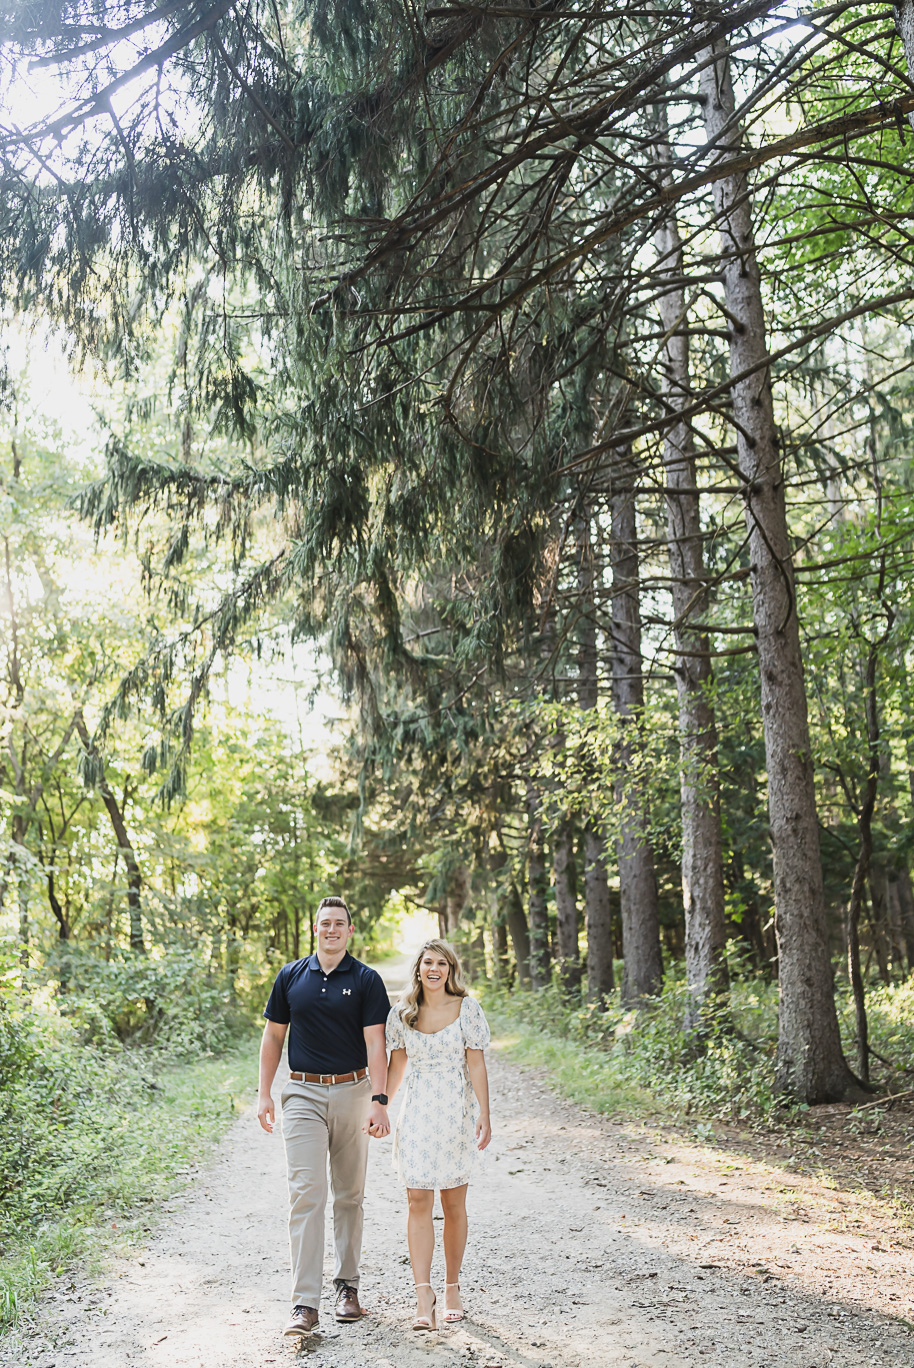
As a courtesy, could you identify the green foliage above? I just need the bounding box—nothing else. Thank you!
[485,961,784,1125]
[0,1240,70,1330]
[0,966,254,1329]
[5,0,914,1144]
[0,960,244,1243]
[838,975,914,1075]
[488,967,914,1126]
[39,943,247,1056]
[488,1009,655,1118]
[0,945,31,1088]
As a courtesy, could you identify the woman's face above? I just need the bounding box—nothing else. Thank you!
[418,951,450,992]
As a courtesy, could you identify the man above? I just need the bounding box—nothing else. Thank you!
[257,895,391,1339]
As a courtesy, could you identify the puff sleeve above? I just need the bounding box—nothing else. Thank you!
[386,1003,406,1051]
[461,995,491,1050]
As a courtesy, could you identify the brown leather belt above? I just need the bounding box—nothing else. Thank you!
[288,1067,368,1085]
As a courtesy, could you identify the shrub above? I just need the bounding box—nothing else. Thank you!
[0,941,250,1269]
[40,942,248,1058]
[486,959,914,1124]
[484,956,784,1124]
[836,974,914,1075]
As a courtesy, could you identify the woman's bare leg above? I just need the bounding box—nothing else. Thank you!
[440,1184,468,1313]
[407,1188,436,1321]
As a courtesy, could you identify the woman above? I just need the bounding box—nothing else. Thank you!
[385,938,491,1331]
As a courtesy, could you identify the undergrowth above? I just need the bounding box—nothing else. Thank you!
[0,942,256,1331]
[484,954,914,1127]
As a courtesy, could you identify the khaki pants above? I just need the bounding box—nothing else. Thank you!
[280,1075,371,1309]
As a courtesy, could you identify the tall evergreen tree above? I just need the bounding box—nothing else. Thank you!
[699,41,856,1099]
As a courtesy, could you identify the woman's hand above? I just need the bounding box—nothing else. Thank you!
[475,1115,492,1150]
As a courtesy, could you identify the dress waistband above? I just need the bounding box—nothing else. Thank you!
[408,1060,467,1072]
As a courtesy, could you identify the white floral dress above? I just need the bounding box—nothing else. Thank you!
[385,995,491,1190]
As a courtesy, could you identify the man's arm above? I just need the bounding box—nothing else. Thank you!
[257,1020,288,1133]
[362,1022,390,1138]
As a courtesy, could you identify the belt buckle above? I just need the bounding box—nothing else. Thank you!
[320,1073,333,1085]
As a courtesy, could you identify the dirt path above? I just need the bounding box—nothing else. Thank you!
[8,1042,914,1368]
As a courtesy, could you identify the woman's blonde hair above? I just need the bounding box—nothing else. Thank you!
[398,938,467,1029]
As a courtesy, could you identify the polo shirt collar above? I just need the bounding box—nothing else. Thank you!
[307,951,354,974]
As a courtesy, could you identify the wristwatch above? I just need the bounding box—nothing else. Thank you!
[371,1093,389,1106]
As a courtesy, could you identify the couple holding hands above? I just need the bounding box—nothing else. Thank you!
[257,896,492,1339]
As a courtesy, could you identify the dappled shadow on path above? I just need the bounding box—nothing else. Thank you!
[4,1048,913,1368]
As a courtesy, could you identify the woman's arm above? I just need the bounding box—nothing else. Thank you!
[466,1048,491,1149]
[386,1046,408,1101]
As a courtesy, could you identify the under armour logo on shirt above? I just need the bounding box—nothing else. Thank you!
[342,989,352,995]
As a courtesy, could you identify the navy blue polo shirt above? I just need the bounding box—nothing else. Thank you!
[263,952,391,1074]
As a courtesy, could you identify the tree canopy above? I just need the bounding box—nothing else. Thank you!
[3,0,914,1103]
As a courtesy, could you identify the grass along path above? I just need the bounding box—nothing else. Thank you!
[0,1032,257,1332]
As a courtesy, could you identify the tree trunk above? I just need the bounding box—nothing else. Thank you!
[891,863,914,971]
[526,780,551,988]
[846,856,873,1086]
[504,879,532,986]
[75,714,146,953]
[731,860,768,971]
[17,875,28,969]
[576,504,614,1002]
[491,911,510,982]
[865,872,892,986]
[444,864,468,938]
[552,816,581,988]
[872,859,907,976]
[895,1,914,131]
[875,859,903,968]
[883,866,911,970]
[610,477,663,1005]
[462,917,487,982]
[654,125,730,1027]
[700,44,855,1101]
[583,826,614,1002]
[47,867,70,941]
[226,913,242,995]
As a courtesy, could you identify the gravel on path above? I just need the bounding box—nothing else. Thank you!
[7,1040,914,1368]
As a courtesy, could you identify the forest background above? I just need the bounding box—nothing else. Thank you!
[3,0,914,1329]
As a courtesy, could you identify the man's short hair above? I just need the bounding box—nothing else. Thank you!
[315,895,352,926]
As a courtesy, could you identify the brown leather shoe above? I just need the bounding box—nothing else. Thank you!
[335,1284,362,1321]
[283,1305,319,1338]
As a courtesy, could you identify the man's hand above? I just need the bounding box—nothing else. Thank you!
[257,1021,286,1134]
[257,1093,275,1133]
[363,1101,390,1138]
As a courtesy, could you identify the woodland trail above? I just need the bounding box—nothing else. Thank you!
[7,1043,914,1368]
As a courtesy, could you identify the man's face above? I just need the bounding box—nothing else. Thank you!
[314,908,353,955]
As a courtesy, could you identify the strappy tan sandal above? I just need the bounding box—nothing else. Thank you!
[443,1282,465,1323]
[412,1282,437,1331]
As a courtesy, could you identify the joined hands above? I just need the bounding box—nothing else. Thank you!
[363,1102,390,1138]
